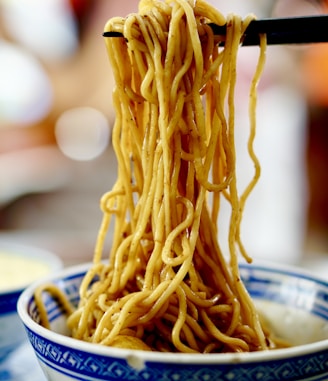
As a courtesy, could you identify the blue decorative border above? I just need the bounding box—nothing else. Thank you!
[24,325,328,381]
[0,289,22,314]
[240,265,328,320]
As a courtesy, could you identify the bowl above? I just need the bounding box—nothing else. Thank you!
[0,241,62,362]
[18,261,328,381]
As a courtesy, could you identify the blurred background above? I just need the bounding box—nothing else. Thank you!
[0,0,327,271]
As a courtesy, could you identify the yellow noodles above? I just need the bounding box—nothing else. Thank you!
[38,0,274,353]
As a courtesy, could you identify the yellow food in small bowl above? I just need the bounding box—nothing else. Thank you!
[0,241,62,361]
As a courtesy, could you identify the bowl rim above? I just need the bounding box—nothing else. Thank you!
[0,240,63,294]
[17,260,328,365]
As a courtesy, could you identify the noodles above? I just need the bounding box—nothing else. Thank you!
[36,0,276,353]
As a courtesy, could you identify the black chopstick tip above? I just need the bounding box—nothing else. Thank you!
[103,15,328,45]
[103,31,124,38]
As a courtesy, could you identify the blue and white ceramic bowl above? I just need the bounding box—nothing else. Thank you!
[0,241,62,362]
[18,261,328,381]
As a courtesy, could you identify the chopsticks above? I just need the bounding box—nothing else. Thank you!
[103,15,328,46]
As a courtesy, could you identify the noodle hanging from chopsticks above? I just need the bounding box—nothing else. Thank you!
[37,0,276,353]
